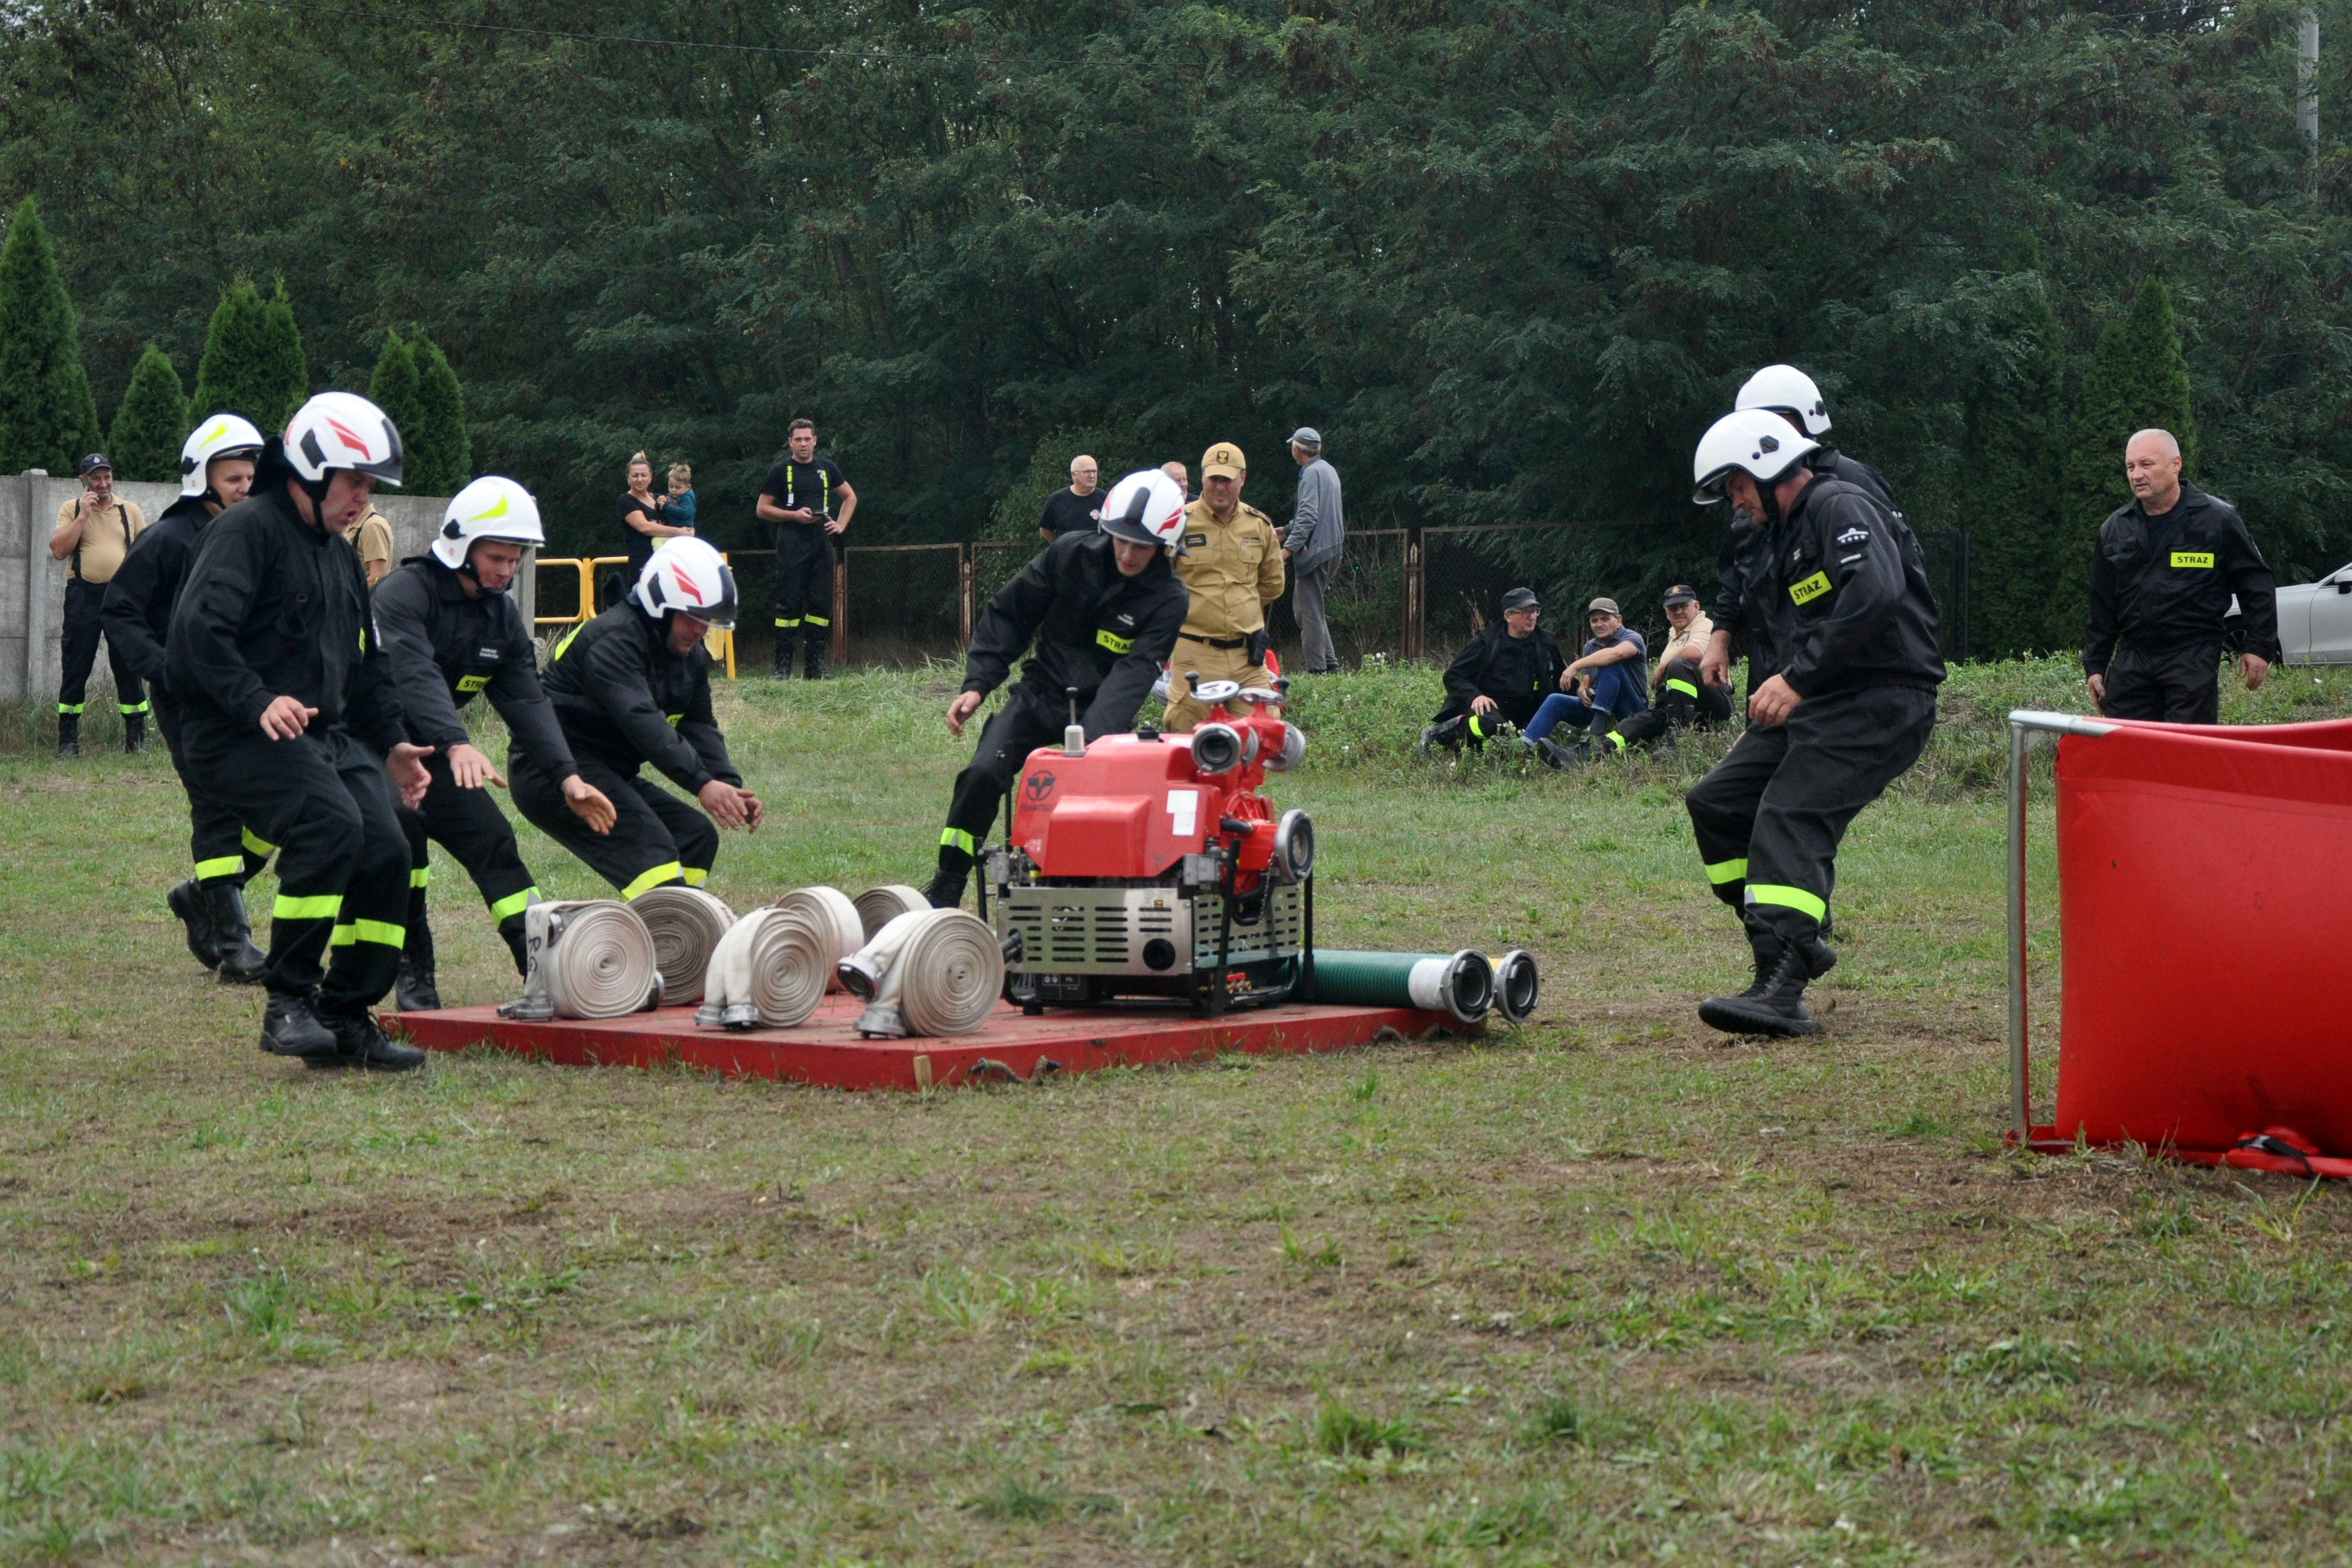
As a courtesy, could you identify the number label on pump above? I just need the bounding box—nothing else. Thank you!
[1166,790,1199,839]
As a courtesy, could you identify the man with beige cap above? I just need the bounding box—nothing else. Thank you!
[1162,441,1285,731]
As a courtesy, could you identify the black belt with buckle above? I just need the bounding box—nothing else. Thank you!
[1185,634,1250,650]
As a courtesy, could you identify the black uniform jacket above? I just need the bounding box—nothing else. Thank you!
[1437,624,1569,723]
[530,600,740,794]
[961,531,1190,736]
[1763,474,1946,698]
[1710,449,1891,683]
[165,485,407,753]
[373,554,580,776]
[99,494,209,698]
[2082,482,2279,676]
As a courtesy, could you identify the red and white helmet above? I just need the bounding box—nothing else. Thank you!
[635,537,738,629]
[178,412,265,498]
[1098,468,1188,552]
[284,391,404,486]
[434,476,545,569]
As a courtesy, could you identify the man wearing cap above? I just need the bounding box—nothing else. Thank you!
[1162,442,1285,731]
[49,454,149,757]
[1558,585,1733,761]
[1283,428,1346,674]
[1420,587,1568,753]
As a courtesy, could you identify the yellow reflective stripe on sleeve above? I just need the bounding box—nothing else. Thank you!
[1790,570,1833,605]
[667,712,685,726]
[194,855,245,881]
[1665,678,1700,699]
[274,893,343,920]
[488,887,537,920]
[2171,550,2215,569]
[622,862,685,900]
[1746,883,1829,921]
[550,621,586,662]
[941,827,976,854]
[409,866,430,888]
[802,614,831,628]
[1704,858,1749,885]
[242,827,276,856]
[681,866,708,887]
[456,674,490,692]
[1096,627,1134,654]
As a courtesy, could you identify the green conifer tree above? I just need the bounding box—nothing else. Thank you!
[366,330,424,474]
[2049,278,2198,651]
[108,344,188,484]
[190,280,276,428]
[258,278,309,431]
[0,197,104,476]
[408,334,471,495]
[1964,238,2067,658]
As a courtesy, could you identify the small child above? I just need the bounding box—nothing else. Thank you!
[665,462,698,531]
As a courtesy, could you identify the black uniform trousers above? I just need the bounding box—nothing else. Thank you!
[1685,685,1937,946]
[156,699,272,886]
[511,751,716,900]
[2098,642,2221,725]
[59,578,147,720]
[177,721,411,1012]
[936,691,1061,874]
[773,524,834,663]
[1599,659,1735,751]
[398,752,541,973]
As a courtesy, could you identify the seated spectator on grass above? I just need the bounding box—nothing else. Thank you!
[1418,587,1566,754]
[1554,584,1733,763]
[665,462,697,532]
[1511,597,1648,761]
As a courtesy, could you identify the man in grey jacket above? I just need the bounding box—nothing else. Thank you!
[1283,427,1347,673]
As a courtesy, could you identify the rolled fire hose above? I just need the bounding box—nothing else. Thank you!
[1487,949,1540,1025]
[854,883,932,942]
[776,885,864,987]
[629,885,736,1006]
[695,903,835,1029]
[503,900,660,1020]
[1310,949,1496,1026]
[839,909,1004,1038]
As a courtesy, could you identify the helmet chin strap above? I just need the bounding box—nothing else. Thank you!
[293,470,336,525]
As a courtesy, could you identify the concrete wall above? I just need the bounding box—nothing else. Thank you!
[0,473,535,707]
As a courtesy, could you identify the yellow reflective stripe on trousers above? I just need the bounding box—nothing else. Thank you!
[775,617,800,628]
[1746,883,1828,921]
[1704,858,1749,885]
[274,893,342,920]
[803,613,831,628]
[194,854,245,881]
[410,866,430,888]
[242,827,276,857]
[120,700,150,715]
[622,862,685,900]
[1468,715,1488,739]
[1605,730,1628,751]
[1666,678,1700,699]
[940,827,975,854]
[330,918,406,949]
[57,702,83,715]
[488,887,537,920]
[681,866,708,887]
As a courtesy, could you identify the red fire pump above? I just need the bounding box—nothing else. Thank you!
[985,677,1314,1015]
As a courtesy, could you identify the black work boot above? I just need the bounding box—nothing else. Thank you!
[1698,936,1820,1037]
[312,1012,428,1072]
[803,636,828,681]
[124,712,147,754]
[56,714,79,759]
[773,633,795,679]
[1418,714,1468,756]
[169,879,221,969]
[397,916,441,1011]
[925,852,973,910]
[260,992,340,1059]
[498,915,531,979]
[208,884,268,985]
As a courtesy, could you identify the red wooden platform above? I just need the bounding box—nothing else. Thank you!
[385,994,1460,1092]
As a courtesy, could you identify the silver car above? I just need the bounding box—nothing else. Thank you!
[2273,568,2352,665]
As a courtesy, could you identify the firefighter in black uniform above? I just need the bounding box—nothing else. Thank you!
[102,413,275,981]
[1418,587,1570,754]
[925,468,1192,909]
[1683,410,1946,1037]
[2083,428,2277,723]
[755,418,856,679]
[512,538,763,897]
[373,477,619,1008]
[167,392,432,1070]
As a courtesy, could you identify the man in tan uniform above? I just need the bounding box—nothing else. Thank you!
[49,453,149,756]
[354,504,396,586]
[1162,441,1286,731]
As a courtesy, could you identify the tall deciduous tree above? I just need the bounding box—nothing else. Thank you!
[108,344,188,484]
[0,196,102,476]
[408,334,469,496]
[1965,240,2068,659]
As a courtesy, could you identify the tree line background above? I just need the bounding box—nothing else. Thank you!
[1,0,2347,657]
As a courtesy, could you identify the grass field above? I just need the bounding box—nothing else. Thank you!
[5,658,2351,1565]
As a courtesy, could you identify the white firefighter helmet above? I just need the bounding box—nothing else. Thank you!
[1692,408,1819,505]
[1098,468,1190,552]
[283,391,404,486]
[634,536,738,629]
[433,475,546,569]
[1734,363,1832,435]
[178,412,265,498]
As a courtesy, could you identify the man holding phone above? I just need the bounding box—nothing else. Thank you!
[49,453,149,756]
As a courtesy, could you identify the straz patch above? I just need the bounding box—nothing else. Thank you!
[1836,527,1871,546]
[456,673,491,693]
[1790,570,1834,606]
[1095,627,1134,654]
[2172,550,2216,569]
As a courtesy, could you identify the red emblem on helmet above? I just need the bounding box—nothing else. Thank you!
[325,417,373,456]
[667,564,704,604]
